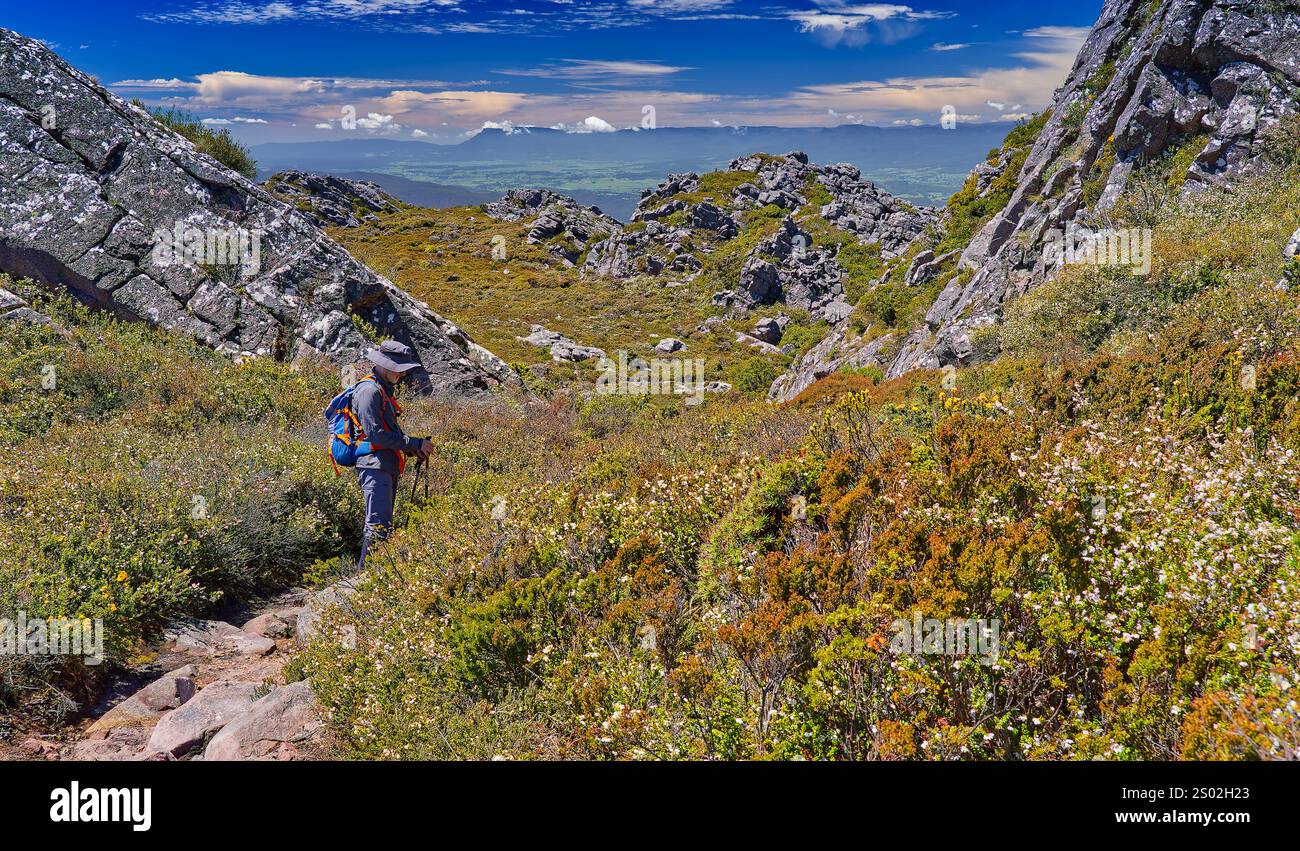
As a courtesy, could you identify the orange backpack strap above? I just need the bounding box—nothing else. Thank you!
[355,375,406,472]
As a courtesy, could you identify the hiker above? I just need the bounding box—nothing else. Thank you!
[351,340,433,570]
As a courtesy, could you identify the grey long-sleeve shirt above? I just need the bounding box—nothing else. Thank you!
[353,371,419,474]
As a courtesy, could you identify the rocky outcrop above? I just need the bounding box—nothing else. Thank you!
[730,153,935,259]
[0,28,520,400]
[263,170,402,228]
[587,152,933,324]
[889,0,1300,375]
[484,188,621,267]
[517,324,605,362]
[710,218,853,323]
[583,221,701,279]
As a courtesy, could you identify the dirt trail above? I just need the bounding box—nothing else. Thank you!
[7,584,342,762]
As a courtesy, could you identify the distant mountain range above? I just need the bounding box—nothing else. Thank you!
[253,124,1012,220]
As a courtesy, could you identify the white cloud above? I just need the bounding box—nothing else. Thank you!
[480,119,531,134]
[552,115,616,133]
[192,71,326,105]
[314,122,332,129]
[627,0,734,11]
[200,115,268,124]
[411,128,429,137]
[930,42,969,51]
[380,89,532,121]
[789,4,955,48]
[1023,25,1092,41]
[112,78,199,90]
[143,0,462,25]
[355,112,401,131]
[498,58,691,82]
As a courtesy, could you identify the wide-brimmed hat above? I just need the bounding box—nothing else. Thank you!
[366,339,422,373]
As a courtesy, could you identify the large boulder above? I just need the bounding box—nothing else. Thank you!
[203,681,324,761]
[146,680,261,758]
[0,28,520,400]
[82,665,198,740]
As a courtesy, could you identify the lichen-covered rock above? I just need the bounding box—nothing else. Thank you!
[0,28,520,400]
[484,188,621,267]
[583,220,695,280]
[516,324,605,362]
[632,172,700,218]
[263,171,402,228]
[888,0,1300,376]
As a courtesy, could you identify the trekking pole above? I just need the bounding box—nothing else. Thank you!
[409,458,427,503]
[406,436,433,514]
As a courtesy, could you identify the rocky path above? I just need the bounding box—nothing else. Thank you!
[12,576,360,762]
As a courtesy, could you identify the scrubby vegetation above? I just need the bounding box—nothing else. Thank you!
[0,280,358,723]
[292,155,1300,760]
[7,113,1298,762]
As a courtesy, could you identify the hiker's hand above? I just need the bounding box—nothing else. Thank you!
[416,439,434,461]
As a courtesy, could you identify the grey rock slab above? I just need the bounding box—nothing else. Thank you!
[203,681,324,761]
[145,680,261,758]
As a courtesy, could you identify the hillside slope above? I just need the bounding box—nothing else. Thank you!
[283,0,1300,762]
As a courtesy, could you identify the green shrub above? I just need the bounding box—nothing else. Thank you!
[728,356,780,393]
[143,103,258,179]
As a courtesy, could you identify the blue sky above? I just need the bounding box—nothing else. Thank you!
[7,1,1103,143]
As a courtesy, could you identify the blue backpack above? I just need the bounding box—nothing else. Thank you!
[324,376,396,472]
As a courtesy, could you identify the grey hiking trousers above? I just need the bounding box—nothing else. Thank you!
[357,467,397,570]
